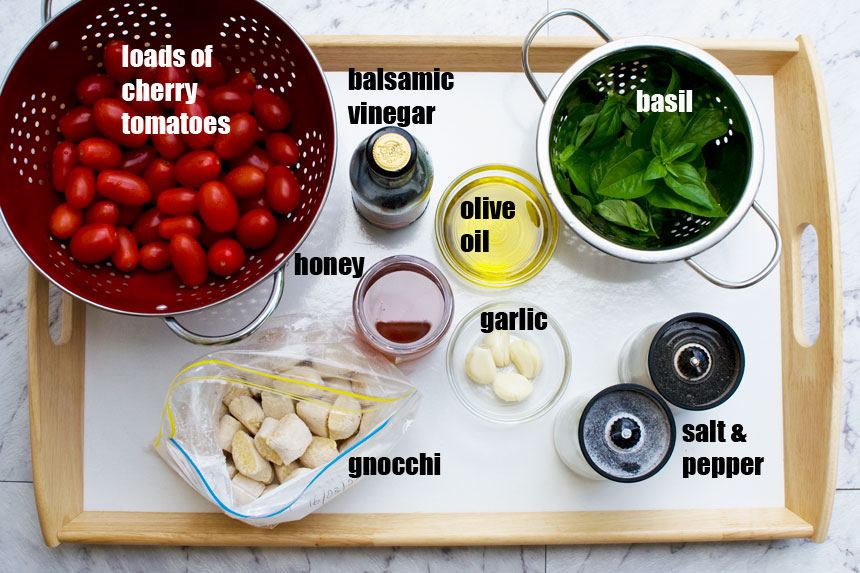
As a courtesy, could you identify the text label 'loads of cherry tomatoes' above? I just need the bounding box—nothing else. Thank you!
[70,223,118,264]
[169,233,208,287]
[208,238,245,277]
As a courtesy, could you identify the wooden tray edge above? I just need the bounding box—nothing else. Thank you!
[56,508,812,546]
[774,35,842,544]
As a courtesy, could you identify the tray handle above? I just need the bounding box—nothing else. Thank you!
[521,9,612,102]
[685,201,783,289]
[163,266,285,345]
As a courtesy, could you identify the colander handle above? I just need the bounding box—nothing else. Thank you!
[163,267,285,345]
[522,9,613,102]
[685,201,783,289]
[41,0,53,24]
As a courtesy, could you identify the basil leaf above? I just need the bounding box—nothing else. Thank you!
[595,199,651,232]
[664,142,697,162]
[589,140,630,191]
[596,149,654,199]
[644,156,667,181]
[586,96,623,149]
[663,162,719,209]
[570,195,593,217]
[621,107,641,131]
[564,149,594,201]
[558,144,576,162]
[651,111,686,150]
[683,108,728,146]
[630,112,659,149]
[646,182,727,218]
[665,66,680,95]
[575,113,598,148]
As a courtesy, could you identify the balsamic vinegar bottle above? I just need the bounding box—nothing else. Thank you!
[349,126,433,229]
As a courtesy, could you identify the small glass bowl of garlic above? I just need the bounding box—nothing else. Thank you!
[446,300,571,423]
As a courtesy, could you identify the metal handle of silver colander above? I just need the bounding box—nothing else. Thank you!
[41,0,53,24]
[163,267,286,345]
[522,9,613,102]
[685,201,783,289]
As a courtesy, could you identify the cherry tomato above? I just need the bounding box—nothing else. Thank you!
[265,165,301,214]
[110,228,139,272]
[143,159,178,197]
[58,106,99,142]
[207,86,252,115]
[265,132,299,165]
[93,98,148,148]
[197,181,239,232]
[157,188,198,215]
[132,207,165,244]
[208,238,245,277]
[52,142,78,191]
[195,84,211,102]
[83,200,120,226]
[117,204,143,227]
[65,166,96,209]
[103,40,136,83]
[154,65,192,108]
[114,84,164,117]
[151,132,187,160]
[96,170,151,206]
[70,223,119,264]
[224,165,266,199]
[214,112,258,160]
[199,226,233,249]
[237,194,271,213]
[77,137,122,171]
[159,215,202,239]
[252,88,291,131]
[139,241,171,271]
[230,147,273,173]
[49,203,82,239]
[174,96,215,150]
[119,146,157,176]
[76,74,115,106]
[196,55,226,88]
[236,209,277,249]
[255,124,269,142]
[138,64,159,83]
[174,150,222,188]
[228,71,257,93]
[169,233,208,286]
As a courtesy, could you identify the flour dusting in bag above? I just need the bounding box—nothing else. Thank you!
[155,315,420,527]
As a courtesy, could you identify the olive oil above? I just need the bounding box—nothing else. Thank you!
[443,175,543,282]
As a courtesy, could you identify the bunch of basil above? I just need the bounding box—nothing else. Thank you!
[551,65,731,246]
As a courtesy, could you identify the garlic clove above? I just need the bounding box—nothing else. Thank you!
[492,372,533,402]
[510,339,542,379]
[465,345,498,384]
[484,330,511,367]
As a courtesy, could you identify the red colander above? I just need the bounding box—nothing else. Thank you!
[0,0,337,344]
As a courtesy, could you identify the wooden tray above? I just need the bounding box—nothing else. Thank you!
[28,35,841,547]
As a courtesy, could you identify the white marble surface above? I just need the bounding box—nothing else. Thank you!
[0,0,857,570]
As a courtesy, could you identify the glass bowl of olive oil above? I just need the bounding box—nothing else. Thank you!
[435,165,558,288]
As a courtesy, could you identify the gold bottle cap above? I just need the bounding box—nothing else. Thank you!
[372,133,412,172]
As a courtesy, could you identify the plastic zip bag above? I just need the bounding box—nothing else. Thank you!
[155,314,420,527]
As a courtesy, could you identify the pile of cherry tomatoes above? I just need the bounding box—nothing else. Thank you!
[49,40,302,287]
